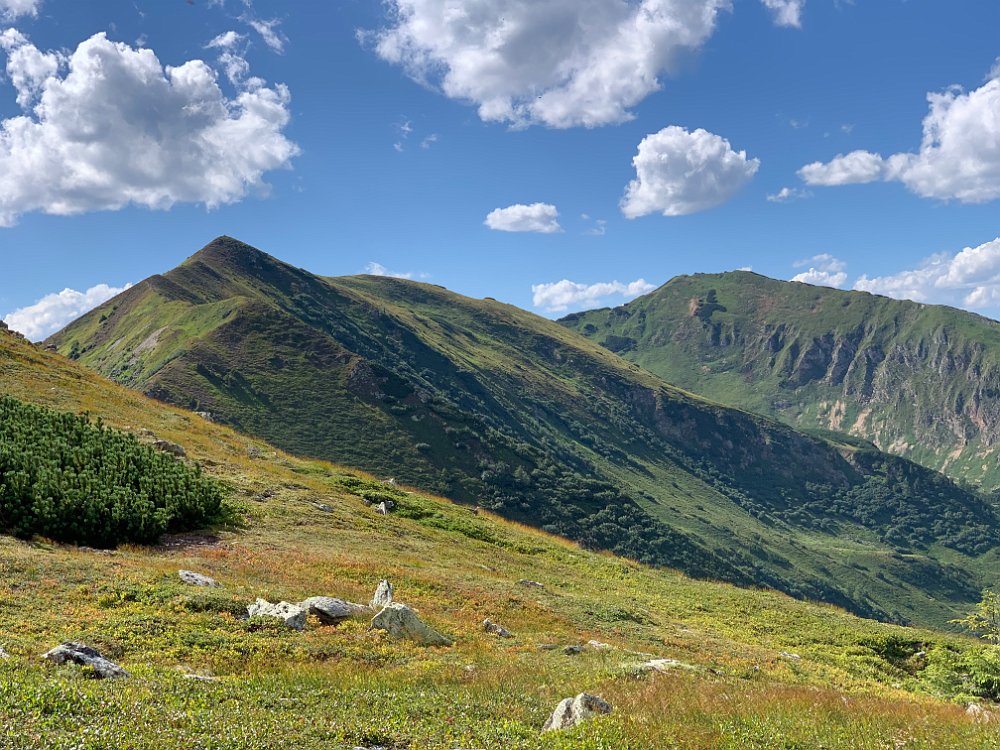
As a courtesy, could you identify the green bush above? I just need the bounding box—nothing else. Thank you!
[0,395,222,547]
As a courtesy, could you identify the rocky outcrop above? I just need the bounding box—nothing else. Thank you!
[370,603,452,646]
[178,570,221,588]
[300,596,371,625]
[42,642,129,678]
[542,693,612,732]
[247,599,306,630]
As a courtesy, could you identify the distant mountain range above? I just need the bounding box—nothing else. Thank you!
[47,237,1000,627]
[560,271,1000,490]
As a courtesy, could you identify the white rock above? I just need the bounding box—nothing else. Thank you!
[371,579,394,609]
[542,693,612,732]
[42,642,129,679]
[587,640,612,650]
[247,599,307,630]
[967,703,994,723]
[178,570,221,588]
[300,596,371,625]
[370,603,452,646]
[779,651,801,661]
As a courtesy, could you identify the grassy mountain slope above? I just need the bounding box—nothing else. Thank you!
[47,238,1000,626]
[4,313,1000,748]
[561,271,1000,489]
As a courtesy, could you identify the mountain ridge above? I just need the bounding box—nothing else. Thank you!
[46,237,1000,626]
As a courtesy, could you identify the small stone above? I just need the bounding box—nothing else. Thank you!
[0,647,9,659]
[542,693,612,732]
[247,599,307,630]
[300,596,371,625]
[152,439,186,457]
[483,618,514,638]
[370,603,453,646]
[314,503,334,513]
[779,651,801,661]
[587,640,612,650]
[178,570,221,588]
[517,579,544,589]
[42,642,129,679]
[628,658,697,674]
[371,579,394,609]
[562,645,584,656]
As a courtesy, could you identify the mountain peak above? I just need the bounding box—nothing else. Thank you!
[184,235,272,267]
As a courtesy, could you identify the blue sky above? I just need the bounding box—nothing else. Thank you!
[3,0,1000,338]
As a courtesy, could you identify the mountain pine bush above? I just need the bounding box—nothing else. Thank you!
[0,395,222,546]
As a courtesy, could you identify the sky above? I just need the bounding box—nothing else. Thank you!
[2,0,1000,339]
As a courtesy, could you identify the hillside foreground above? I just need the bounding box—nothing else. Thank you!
[2,327,1000,748]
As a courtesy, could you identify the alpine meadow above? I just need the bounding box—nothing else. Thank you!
[4,1,1000,748]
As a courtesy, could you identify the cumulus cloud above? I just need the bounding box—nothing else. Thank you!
[4,282,132,341]
[0,0,40,20]
[799,73,1000,203]
[367,0,731,129]
[766,186,811,203]
[532,278,655,312]
[791,253,847,288]
[364,262,416,279]
[854,238,1000,309]
[0,31,299,227]
[621,126,759,218]
[761,0,803,27]
[485,203,562,233]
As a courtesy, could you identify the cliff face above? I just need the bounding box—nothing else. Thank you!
[562,271,1000,488]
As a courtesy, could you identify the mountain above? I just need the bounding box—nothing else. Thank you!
[561,271,1000,490]
[47,237,1000,626]
[5,294,1000,748]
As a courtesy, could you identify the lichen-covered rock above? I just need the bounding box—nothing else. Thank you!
[370,603,452,646]
[542,693,612,732]
[178,570,221,588]
[371,579,393,609]
[247,599,306,630]
[483,618,513,638]
[42,642,129,679]
[300,596,370,625]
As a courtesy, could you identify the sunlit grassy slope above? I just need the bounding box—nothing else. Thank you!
[4,304,1000,748]
[46,238,1000,627]
[561,271,1000,490]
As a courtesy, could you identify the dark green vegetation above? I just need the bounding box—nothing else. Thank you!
[3,321,1000,748]
[0,395,221,547]
[561,271,1000,489]
[48,238,1000,627]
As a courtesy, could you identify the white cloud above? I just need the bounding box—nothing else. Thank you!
[364,262,414,279]
[206,30,250,85]
[243,16,286,53]
[799,73,1000,203]
[854,238,1000,309]
[761,0,803,27]
[621,126,759,218]
[0,31,299,227]
[368,0,731,129]
[766,186,811,203]
[790,253,847,288]
[532,278,655,312]
[0,0,40,20]
[485,203,562,233]
[4,282,132,341]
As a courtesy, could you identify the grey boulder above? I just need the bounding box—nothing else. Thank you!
[247,599,307,630]
[542,693,612,732]
[300,596,371,625]
[42,642,129,679]
[152,439,186,457]
[178,570,221,588]
[370,603,452,646]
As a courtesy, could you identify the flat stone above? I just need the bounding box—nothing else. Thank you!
[370,603,452,646]
[247,599,307,630]
[517,579,544,589]
[42,642,129,679]
[300,596,371,625]
[178,570,221,588]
